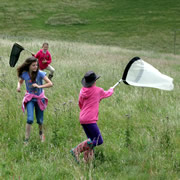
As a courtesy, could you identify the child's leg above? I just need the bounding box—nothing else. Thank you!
[83,149,94,163]
[71,139,93,163]
[39,124,45,142]
[82,123,103,147]
[25,100,35,141]
[81,124,103,162]
[71,124,102,163]
[35,102,45,142]
[46,65,55,75]
[39,124,43,133]
[25,123,31,140]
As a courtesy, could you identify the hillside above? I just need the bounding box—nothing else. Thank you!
[0,0,180,53]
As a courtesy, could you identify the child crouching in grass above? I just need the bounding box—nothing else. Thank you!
[71,71,114,163]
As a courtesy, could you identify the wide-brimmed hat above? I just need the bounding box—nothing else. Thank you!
[81,71,100,87]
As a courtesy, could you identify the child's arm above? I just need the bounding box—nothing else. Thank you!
[78,96,83,109]
[34,51,40,58]
[46,52,52,64]
[32,76,53,89]
[17,79,24,92]
[100,87,114,100]
[78,90,84,109]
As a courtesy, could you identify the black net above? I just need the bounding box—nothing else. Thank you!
[9,43,24,67]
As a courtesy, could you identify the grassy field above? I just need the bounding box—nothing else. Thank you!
[0,0,180,179]
[0,37,180,179]
[0,0,180,53]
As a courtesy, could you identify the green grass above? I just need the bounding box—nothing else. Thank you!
[0,38,180,179]
[0,0,180,53]
[0,0,180,179]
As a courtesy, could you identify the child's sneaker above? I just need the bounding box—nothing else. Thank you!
[48,74,53,80]
[24,139,29,146]
[40,134,45,142]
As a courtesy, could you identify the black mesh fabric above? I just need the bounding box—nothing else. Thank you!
[122,57,140,85]
[9,43,24,67]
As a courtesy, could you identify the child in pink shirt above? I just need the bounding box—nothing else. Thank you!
[71,71,114,163]
[35,43,55,80]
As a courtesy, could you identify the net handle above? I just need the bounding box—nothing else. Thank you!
[24,48,34,55]
[15,42,34,55]
[112,79,122,89]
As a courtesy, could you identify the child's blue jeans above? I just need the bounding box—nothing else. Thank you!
[26,99,44,125]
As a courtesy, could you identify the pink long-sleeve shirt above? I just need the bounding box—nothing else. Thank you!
[22,91,48,113]
[79,86,114,124]
[35,49,52,70]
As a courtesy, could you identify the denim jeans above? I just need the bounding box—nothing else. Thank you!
[26,98,44,125]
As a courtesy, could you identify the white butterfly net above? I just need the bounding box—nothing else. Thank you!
[124,58,174,91]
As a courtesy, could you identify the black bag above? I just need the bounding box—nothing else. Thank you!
[9,43,24,67]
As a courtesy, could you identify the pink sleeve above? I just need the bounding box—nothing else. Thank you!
[78,93,83,109]
[100,88,114,100]
[46,51,52,64]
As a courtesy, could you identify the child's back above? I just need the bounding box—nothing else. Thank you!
[79,86,113,124]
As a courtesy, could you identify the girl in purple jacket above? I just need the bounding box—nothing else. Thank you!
[71,71,114,163]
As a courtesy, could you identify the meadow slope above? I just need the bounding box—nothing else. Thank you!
[0,0,180,54]
[0,37,180,179]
